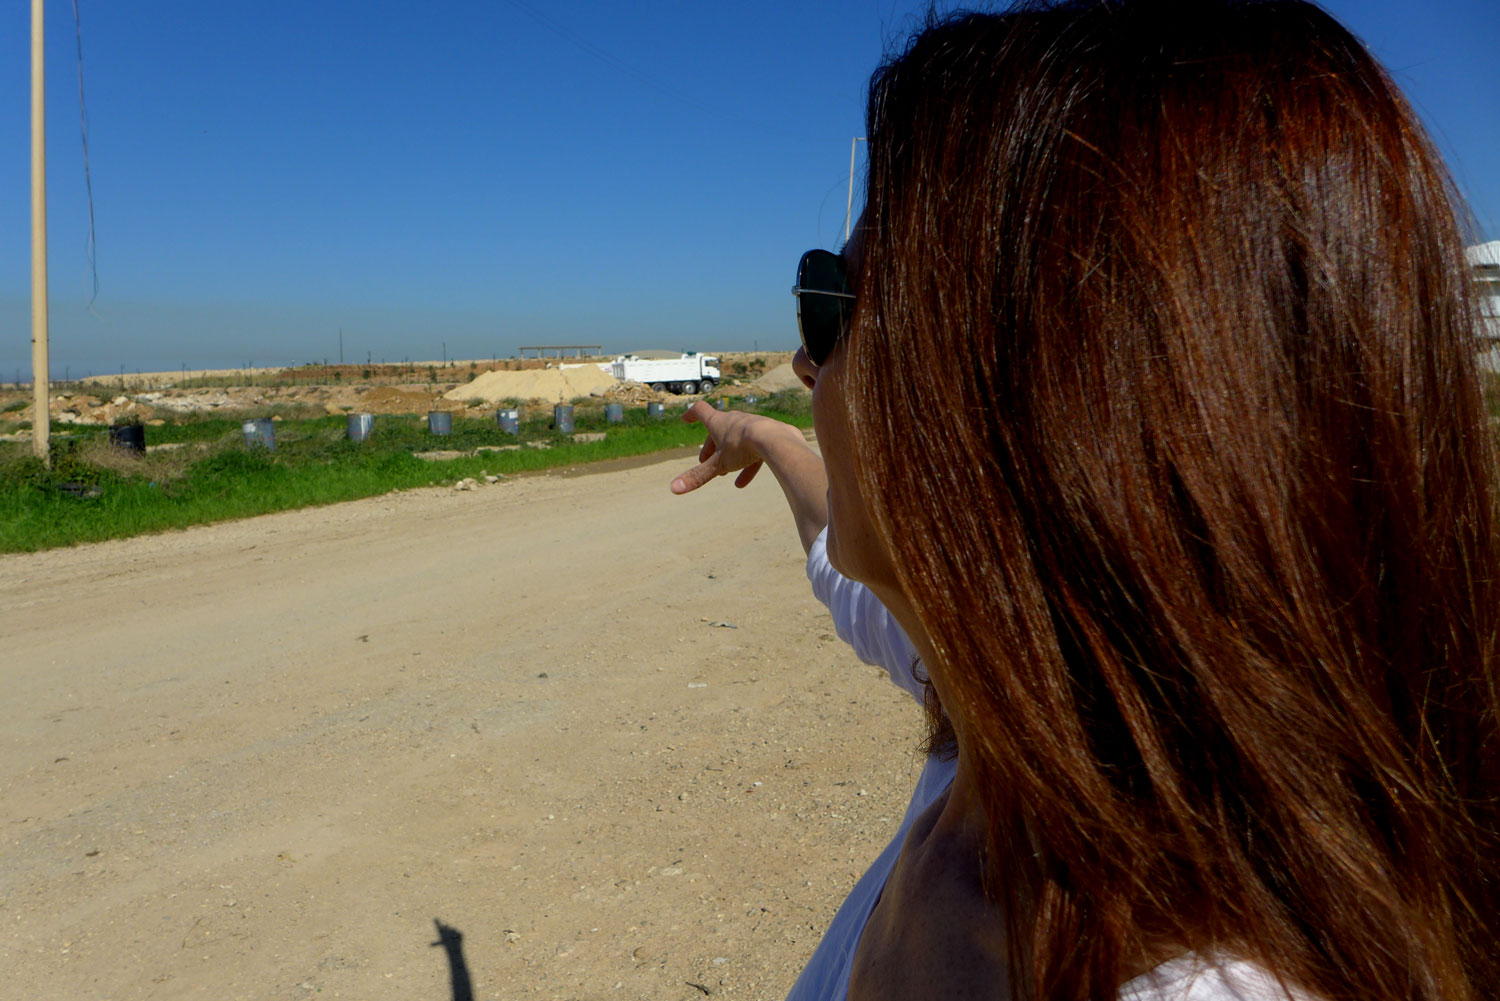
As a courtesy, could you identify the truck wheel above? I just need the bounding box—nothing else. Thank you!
[650,383,666,392]
[698,379,715,393]
[681,381,699,395]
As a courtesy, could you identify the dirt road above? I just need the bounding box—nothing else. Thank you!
[1,447,926,1000]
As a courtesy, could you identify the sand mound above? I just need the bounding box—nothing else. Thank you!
[750,363,807,394]
[444,365,616,404]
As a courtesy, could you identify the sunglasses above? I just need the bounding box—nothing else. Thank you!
[792,248,855,366]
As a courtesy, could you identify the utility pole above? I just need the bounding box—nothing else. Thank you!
[30,0,49,465]
[339,327,344,365]
[845,136,866,244]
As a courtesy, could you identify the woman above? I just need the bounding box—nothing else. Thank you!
[678,1,1500,998]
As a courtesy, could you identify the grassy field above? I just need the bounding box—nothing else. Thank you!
[0,393,813,554]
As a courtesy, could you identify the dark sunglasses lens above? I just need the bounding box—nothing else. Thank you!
[797,294,843,365]
[796,251,851,365]
[799,249,846,295]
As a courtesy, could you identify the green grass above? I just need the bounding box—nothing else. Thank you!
[0,400,814,554]
[1484,371,1500,419]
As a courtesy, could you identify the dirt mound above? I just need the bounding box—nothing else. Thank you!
[443,364,616,404]
[600,380,667,404]
[750,363,807,394]
[358,386,439,414]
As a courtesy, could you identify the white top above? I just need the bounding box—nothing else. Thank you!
[1119,957,1311,1000]
[788,528,1305,1001]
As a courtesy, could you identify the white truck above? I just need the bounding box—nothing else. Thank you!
[610,353,720,395]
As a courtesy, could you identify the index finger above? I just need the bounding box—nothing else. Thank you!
[670,455,721,495]
[680,401,717,425]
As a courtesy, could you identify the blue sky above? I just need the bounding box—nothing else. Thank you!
[1,0,1496,378]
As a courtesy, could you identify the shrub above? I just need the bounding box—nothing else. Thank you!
[763,388,812,417]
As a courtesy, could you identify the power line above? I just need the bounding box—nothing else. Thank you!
[71,0,99,308]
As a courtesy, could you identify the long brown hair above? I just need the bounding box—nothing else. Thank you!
[846,2,1500,998]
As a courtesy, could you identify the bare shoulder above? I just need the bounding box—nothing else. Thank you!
[847,793,1013,1001]
[845,779,1313,1001]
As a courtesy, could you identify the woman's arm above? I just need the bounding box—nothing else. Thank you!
[805,528,927,702]
[670,402,828,555]
[671,403,926,700]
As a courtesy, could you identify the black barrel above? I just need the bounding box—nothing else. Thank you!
[109,423,145,452]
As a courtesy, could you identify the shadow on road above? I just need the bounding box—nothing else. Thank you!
[430,918,475,1001]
